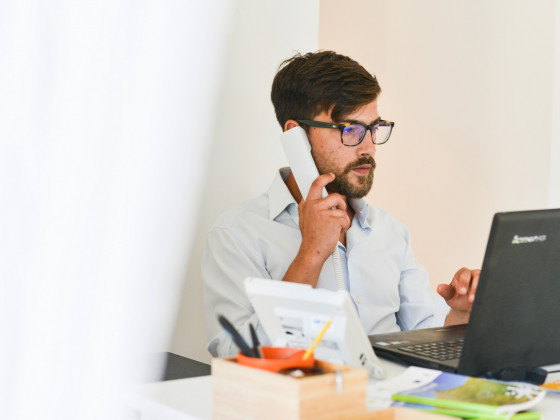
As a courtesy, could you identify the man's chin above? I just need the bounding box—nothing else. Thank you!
[330,178,373,198]
[348,186,372,199]
[347,174,374,198]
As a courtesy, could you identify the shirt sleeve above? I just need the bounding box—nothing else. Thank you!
[202,225,272,357]
[396,225,449,330]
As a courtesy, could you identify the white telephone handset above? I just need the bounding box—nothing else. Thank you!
[280,126,345,291]
[280,126,328,200]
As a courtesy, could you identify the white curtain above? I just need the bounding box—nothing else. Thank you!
[0,1,233,418]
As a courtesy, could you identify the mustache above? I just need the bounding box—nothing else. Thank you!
[343,156,376,173]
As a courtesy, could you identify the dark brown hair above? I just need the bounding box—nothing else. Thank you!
[271,51,381,129]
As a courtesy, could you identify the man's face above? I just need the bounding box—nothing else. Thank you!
[307,100,378,198]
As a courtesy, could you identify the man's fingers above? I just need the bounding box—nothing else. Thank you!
[298,193,347,216]
[322,207,351,233]
[299,199,350,233]
[321,208,348,220]
[454,267,473,295]
[321,193,347,211]
[437,283,454,300]
[450,267,481,303]
[468,269,481,302]
[444,267,481,314]
[306,173,335,200]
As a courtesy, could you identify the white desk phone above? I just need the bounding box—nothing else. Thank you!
[244,277,384,379]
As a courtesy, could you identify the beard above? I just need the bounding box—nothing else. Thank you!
[326,156,376,198]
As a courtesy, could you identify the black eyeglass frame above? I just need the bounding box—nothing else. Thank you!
[296,119,395,146]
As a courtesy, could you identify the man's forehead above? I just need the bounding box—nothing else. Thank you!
[313,100,379,123]
[332,101,380,125]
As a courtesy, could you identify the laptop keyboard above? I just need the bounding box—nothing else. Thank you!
[399,339,464,361]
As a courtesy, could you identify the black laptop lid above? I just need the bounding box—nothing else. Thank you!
[458,208,560,376]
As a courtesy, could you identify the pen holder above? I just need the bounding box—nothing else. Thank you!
[212,356,368,420]
[237,346,315,372]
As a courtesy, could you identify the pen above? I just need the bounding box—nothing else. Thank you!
[217,314,254,358]
[302,319,332,360]
[249,323,261,358]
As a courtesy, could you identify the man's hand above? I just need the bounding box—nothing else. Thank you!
[437,267,480,326]
[298,173,350,261]
[282,173,351,287]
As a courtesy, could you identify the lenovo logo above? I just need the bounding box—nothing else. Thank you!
[511,234,547,244]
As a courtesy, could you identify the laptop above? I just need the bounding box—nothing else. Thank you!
[369,208,560,377]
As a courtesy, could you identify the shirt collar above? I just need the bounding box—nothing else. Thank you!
[349,197,371,229]
[268,167,297,220]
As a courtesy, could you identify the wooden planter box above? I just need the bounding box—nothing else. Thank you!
[212,357,368,420]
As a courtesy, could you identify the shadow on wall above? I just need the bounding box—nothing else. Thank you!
[169,1,319,363]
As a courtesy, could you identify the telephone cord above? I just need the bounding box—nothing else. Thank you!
[332,247,346,291]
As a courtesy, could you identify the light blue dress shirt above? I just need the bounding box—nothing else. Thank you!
[203,168,448,357]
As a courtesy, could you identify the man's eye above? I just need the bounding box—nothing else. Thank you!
[342,125,360,134]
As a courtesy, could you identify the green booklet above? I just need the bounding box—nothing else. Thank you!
[387,367,545,418]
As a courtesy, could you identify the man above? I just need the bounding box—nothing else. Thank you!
[203,51,479,357]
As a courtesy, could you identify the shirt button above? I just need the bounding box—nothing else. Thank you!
[356,297,361,305]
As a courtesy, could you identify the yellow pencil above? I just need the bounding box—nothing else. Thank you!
[302,319,332,360]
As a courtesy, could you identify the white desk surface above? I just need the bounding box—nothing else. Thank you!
[128,360,560,420]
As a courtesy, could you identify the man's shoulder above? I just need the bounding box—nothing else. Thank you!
[368,204,409,233]
[211,193,271,231]
[211,169,293,232]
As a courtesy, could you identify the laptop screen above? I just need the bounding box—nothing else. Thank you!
[459,208,560,376]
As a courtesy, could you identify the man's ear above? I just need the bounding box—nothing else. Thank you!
[283,120,299,132]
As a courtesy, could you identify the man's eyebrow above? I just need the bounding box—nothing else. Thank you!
[343,117,382,125]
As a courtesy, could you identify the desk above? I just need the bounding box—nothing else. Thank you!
[128,358,560,419]
[160,352,211,380]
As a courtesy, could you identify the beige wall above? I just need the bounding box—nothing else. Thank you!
[320,0,558,289]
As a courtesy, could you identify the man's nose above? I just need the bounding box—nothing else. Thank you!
[357,128,377,156]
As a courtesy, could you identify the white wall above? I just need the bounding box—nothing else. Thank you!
[171,0,320,363]
[320,0,559,289]
[1,1,233,418]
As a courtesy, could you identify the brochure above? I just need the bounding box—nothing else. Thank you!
[368,366,545,418]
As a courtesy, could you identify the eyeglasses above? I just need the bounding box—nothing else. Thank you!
[297,119,394,146]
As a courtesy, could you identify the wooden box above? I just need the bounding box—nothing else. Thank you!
[212,357,369,420]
